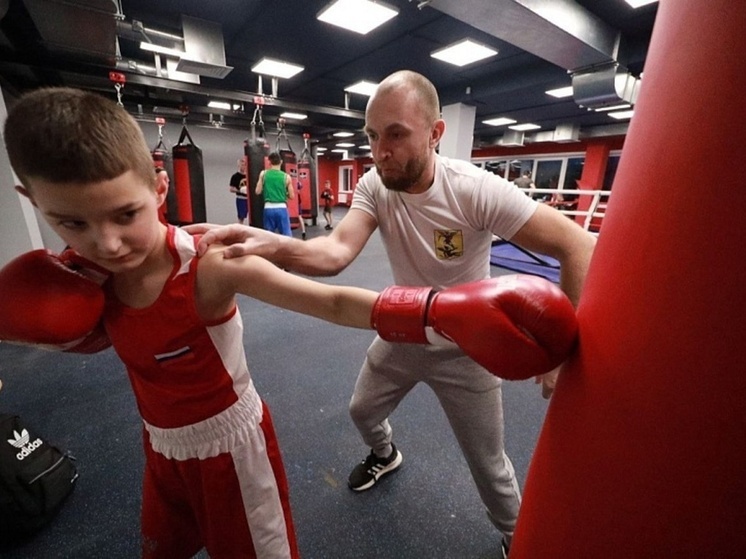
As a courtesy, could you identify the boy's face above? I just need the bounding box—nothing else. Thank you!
[17,170,167,274]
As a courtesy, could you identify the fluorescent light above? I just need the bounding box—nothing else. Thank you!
[545,86,574,98]
[281,112,308,120]
[336,142,355,148]
[608,110,635,120]
[483,117,516,127]
[431,39,497,67]
[140,41,185,58]
[625,0,657,7]
[317,0,398,35]
[316,147,328,152]
[509,123,541,131]
[344,80,379,96]
[359,144,371,150]
[333,131,355,138]
[207,100,231,110]
[251,57,304,79]
[593,103,632,112]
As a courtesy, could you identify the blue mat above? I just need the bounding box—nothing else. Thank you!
[490,241,560,283]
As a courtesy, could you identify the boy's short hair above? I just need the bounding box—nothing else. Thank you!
[268,152,282,166]
[4,87,155,190]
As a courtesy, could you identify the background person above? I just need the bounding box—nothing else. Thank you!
[513,170,536,199]
[229,158,248,224]
[321,180,334,230]
[256,152,293,237]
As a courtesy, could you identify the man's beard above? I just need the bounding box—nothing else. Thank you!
[376,155,428,192]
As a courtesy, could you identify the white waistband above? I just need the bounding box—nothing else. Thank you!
[264,202,287,208]
[144,382,263,460]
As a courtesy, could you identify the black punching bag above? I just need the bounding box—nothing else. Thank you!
[244,126,270,228]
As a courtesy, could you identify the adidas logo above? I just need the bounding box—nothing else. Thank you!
[7,429,43,460]
[8,428,29,448]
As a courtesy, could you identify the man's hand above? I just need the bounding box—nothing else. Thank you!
[535,366,560,399]
[181,223,284,259]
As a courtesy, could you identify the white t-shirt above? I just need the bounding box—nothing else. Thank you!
[351,155,538,289]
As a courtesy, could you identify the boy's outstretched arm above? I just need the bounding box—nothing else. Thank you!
[197,247,580,381]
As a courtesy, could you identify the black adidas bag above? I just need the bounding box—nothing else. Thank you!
[0,414,78,543]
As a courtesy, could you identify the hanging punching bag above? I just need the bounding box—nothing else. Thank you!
[511,1,746,557]
[151,118,177,224]
[279,149,300,229]
[297,133,316,223]
[244,126,270,229]
[171,124,206,225]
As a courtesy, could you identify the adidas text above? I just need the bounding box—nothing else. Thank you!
[16,438,43,460]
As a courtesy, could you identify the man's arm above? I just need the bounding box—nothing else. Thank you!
[255,170,264,195]
[509,203,596,397]
[189,207,378,277]
[510,203,595,306]
[285,175,294,200]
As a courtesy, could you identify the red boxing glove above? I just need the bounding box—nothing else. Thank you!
[0,249,110,353]
[371,275,579,380]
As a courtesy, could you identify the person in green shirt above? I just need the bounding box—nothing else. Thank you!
[255,152,294,236]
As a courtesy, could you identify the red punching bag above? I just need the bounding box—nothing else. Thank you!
[297,133,315,221]
[279,149,300,228]
[171,123,206,225]
[512,1,746,557]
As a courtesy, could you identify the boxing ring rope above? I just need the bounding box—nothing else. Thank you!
[514,187,612,232]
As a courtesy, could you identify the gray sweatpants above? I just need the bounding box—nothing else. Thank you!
[349,336,521,538]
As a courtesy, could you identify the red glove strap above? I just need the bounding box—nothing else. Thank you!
[371,285,434,344]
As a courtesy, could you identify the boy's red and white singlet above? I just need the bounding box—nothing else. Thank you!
[103,226,298,558]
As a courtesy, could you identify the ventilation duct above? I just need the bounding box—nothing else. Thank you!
[572,63,640,110]
[553,123,580,143]
[499,130,524,147]
[175,16,233,79]
[427,0,640,112]
[22,0,120,61]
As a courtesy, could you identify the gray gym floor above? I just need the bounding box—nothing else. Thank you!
[0,207,550,558]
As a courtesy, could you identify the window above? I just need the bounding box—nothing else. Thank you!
[603,155,621,190]
[562,157,585,201]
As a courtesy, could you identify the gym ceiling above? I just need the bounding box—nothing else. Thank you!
[0,0,658,153]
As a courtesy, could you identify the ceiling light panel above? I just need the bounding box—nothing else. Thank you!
[317,0,398,35]
[483,117,516,126]
[207,100,231,110]
[251,57,304,79]
[431,39,497,67]
[608,110,635,120]
[509,123,541,131]
[344,80,379,96]
[545,86,574,98]
[625,0,657,7]
[281,112,308,120]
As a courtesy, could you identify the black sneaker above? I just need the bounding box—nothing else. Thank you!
[347,445,403,491]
